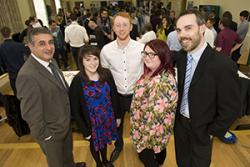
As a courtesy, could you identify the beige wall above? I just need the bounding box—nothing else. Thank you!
[16,0,33,28]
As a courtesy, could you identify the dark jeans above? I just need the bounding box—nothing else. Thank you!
[54,47,68,69]
[9,73,17,95]
[71,46,80,69]
[231,45,243,66]
[114,93,133,150]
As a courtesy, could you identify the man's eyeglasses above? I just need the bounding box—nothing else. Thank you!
[141,51,158,59]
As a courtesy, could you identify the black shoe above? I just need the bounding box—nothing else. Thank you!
[110,148,122,162]
[76,162,87,167]
[103,161,114,167]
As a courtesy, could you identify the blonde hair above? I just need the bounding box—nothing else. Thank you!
[112,12,132,25]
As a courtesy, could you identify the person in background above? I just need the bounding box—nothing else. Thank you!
[69,45,119,167]
[169,10,177,26]
[49,19,69,70]
[156,16,174,41]
[206,17,217,40]
[19,19,33,43]
[16,27,85,167]
[231,10,249,63]
[208,10,220,32]
[96,8,113,43]
[166,30,182,51]
[130,39,178,167]
[87,19,107,49]
[215,17,242,57]
[0,26,30,94]
[29,16,43,28]
[222,11,238,32]
[174,10,240,167]
[65,13,89,69]
[204,26,215,48]
[137,23,157,44]
[100,12,144,162]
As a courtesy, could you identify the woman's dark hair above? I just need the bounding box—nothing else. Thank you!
[78,45,108,82]
[143,39,175,78]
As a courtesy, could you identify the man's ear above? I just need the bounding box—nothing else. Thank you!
[200,24,206,35]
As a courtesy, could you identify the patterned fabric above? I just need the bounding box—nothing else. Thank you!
[180,55,193,118]
[130,71,178,153]
[81,80,117,151]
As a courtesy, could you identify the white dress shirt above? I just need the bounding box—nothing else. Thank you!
[64,21,89,47]
[204,28,215,48]
[100,39,144,94]
[31,54,51,73]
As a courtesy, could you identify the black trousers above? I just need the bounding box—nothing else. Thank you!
[174,115,213,167]
[71,46,80,69]
[231,45,243,66]
[114,93,133,150]
[54,47,68,69]
[138,148,166,167]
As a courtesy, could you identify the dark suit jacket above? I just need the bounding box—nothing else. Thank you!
[16,56,70,141]
[68,70,119,138]
[0,39,29,75]
[174,45,240,142]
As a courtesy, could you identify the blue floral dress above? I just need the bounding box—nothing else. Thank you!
[81,80,117,151]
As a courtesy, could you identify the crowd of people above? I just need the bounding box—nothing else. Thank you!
[0,1,249,167]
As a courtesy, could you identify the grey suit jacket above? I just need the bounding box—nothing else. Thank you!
[16,56,70,141]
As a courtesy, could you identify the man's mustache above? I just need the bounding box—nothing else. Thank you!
[180,37,192,41]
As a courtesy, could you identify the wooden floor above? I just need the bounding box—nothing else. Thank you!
[0,111,250,167]
[0,56,250,167]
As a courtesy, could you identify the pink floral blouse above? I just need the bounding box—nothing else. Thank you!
[130,71,178,153]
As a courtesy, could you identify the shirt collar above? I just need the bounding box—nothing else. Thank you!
[115,38,132,50]
[188,42,207,64]
[31,53,50,67]
[71,21,78,25]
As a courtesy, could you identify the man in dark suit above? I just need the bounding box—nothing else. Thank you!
[16,27,85,167]
[174,10,240,167]
[0,26,30,94]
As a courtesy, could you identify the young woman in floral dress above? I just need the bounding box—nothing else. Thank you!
[130,39,178,167]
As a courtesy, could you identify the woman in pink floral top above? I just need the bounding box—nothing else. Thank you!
[130,39,178,167]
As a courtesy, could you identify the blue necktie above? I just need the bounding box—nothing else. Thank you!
[180,55,193,118]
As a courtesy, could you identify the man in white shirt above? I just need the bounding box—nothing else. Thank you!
[206,17,217,40]
[100,12,144,162]
[204,27,215,48]
[65,14,89,69]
